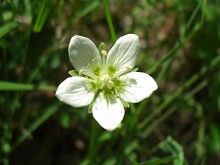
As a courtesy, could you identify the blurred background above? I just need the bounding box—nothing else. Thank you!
[0,0,220,164]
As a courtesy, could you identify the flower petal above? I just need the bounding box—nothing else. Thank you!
[68,35,102,77]
[92,93,125,131]
[106,34,140,76]
[119,72,158,103]
[56,76,95,107]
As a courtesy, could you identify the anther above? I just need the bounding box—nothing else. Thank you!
[79,69,84,76]
[101,50,107,56]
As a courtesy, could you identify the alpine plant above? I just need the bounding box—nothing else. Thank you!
[56,34,158,131]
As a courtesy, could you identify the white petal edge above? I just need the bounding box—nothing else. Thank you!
[106,34,140,76]
[92,93,125,131]
[119,72,158,103]
[56,76,95,107]
[68,35,101,77]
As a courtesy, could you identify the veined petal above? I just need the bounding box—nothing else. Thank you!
[106,34,140,76]
[92,93,125,131]
[119,72,158,103]
[68,35,102,77]
[56,77,95,107]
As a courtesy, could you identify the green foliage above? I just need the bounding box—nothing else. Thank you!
[33,0,50,33]
[0,22,17,38]
[0,0,220,164]
[209,124,220,153]
[159,136,186,165]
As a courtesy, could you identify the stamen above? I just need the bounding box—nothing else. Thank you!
[99,42,108,65]
[99,42,107,52]
[101,50,107,56]
[79,69,84,76]
[101,75,109,82]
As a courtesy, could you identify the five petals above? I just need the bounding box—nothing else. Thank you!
[56,34,157,131]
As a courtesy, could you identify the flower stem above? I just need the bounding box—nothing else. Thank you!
[83,120,100,164]
[103,0,117,42]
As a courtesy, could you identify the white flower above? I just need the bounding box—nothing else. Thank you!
[56,34,158,131]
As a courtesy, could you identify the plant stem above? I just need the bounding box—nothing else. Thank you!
[103,0,117,42]
[83,120,99,164]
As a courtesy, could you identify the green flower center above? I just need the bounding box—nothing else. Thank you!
[87,43,126,98]
[89,66,124,97]
[100,74,114,89]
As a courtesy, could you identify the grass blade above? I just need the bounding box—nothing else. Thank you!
[103,0,117,42]
[0,22,18,38]
[13,104,59,149]
[0,81,55,91]
[33,0,50,32]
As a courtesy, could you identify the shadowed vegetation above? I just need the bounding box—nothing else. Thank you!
[0,0,220,164]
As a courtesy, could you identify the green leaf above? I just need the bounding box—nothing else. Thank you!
[124,140,139,155]
[76,0,99,18]
[209,124,220,153]
[33,0,50,32]
[0,81,33,91]
[99,132,112,142]
[159,136,186,165]
[0,22,18,38]
[139,156,175,165]
[59,112,71,129]
[103,0,117,42]
[68,70,78,76]
[0,81,55,91]
[13,104,59,148]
